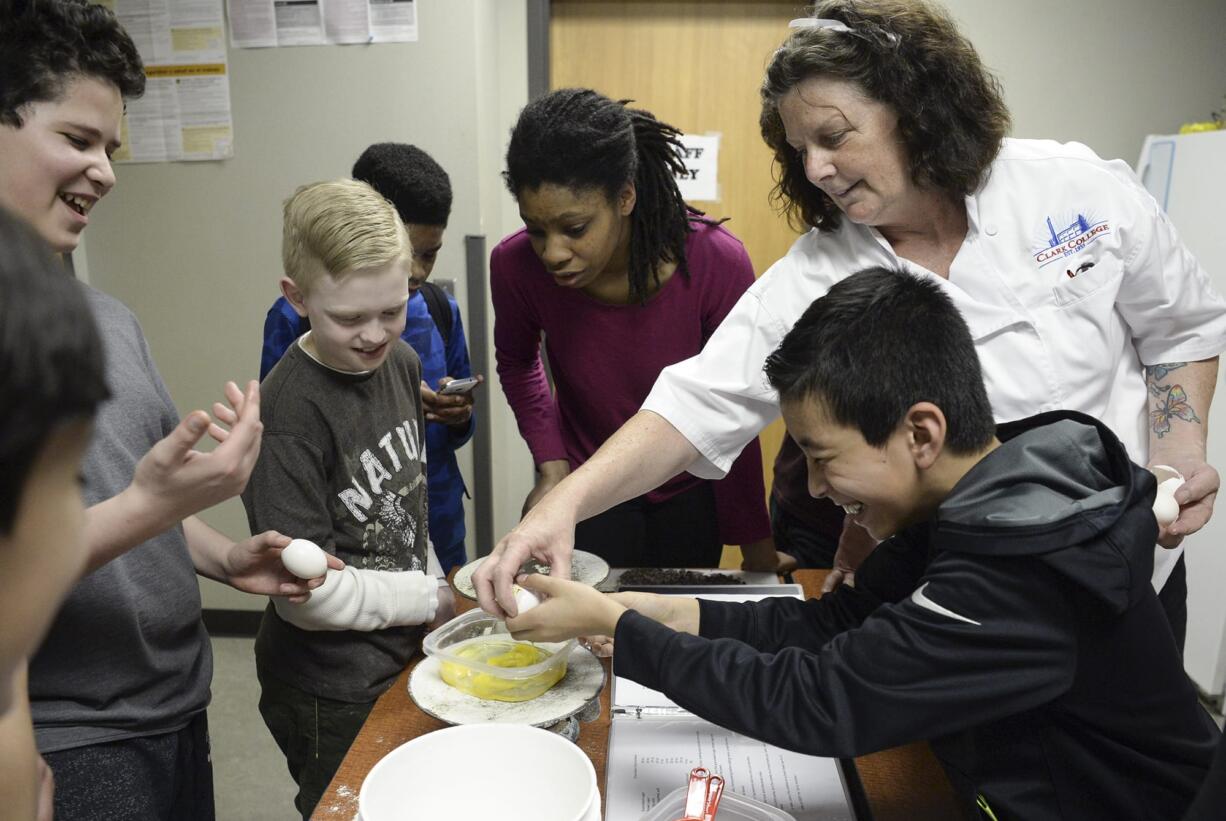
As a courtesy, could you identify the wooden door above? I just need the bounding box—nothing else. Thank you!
[550,1,803,547]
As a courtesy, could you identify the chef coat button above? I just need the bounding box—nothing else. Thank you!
[984,223,998,236]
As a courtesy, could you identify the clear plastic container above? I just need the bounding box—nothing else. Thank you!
[638,786,797,821]
[422,609,576,702]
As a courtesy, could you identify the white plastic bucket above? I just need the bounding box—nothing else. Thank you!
[359,723,599,821]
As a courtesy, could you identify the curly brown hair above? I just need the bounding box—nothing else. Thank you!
[760,0,1010,232]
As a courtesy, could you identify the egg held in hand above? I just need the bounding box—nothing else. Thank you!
[281,538,329,579]
[513,584,541,615]
[1153,477,1184,528]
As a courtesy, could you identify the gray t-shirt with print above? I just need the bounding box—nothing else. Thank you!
[243,338,429,702]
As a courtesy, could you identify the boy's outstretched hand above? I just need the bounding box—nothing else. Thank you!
[133,380,263,524]
[505,574,626,644]
[85,381,266,573]
[505,575,704,645]
[222,530,344,603]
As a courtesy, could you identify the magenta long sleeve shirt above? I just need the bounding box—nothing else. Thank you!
[490,220,770,545]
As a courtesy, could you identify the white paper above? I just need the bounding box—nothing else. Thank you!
[105,0,234,163]
[274,0,324,45]
[368,0,417,42]
[324,0,371,43]
[675,133,721,202]
[227,0,276,48]
[108,0,171,61]
[605,717,855,821]
[230,0,415,47]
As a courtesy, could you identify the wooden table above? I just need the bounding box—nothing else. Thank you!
[312,569,961,820]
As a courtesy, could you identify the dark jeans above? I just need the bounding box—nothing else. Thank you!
[257,670,376,820]
[1158,552,1188,655]
[770,496,840,569]
[574,481,720,568]
[43,711,214,821]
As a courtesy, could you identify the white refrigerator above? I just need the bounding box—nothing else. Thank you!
[1136,129,1226,700]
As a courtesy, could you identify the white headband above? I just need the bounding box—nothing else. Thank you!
[789,17,853,33]
[788,17,900,45]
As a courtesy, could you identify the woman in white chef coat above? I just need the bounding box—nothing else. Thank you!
[476,0,1226,650]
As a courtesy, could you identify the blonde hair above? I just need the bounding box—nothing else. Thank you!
[282,178,409,293]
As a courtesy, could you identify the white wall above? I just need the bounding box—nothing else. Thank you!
[85,0,532,610]
[941,0,1225,165]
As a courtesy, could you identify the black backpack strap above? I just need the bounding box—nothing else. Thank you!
[419,281,453,342]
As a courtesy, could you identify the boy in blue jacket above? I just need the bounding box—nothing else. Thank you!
[510,267,1219,820]
[261,144,477,572]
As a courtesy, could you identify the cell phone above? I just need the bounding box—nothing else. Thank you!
[439,377,480,395]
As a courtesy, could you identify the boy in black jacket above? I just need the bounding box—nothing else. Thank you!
[509,267,1219,820]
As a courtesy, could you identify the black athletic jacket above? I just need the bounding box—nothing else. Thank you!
[614,411,1219,820]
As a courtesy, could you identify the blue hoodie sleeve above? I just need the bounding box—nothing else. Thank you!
[612,550,1078,758]
[443,295,476,448]
[260,298,301,381]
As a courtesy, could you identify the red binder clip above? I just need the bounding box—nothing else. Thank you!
[672,766,725,821]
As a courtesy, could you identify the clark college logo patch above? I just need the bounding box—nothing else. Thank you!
[1031,212,1112,269]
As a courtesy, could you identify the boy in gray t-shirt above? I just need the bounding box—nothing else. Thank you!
[242,179,452,819]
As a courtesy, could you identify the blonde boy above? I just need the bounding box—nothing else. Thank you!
[241,179,450,819]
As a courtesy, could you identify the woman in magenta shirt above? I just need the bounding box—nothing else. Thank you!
[491,88,774,569]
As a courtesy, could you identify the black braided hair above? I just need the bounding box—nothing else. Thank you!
[504,88,717,303]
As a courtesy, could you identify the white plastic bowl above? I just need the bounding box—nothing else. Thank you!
[359,724,599,821]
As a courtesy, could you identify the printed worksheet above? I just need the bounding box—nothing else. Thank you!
[605,717,856,821]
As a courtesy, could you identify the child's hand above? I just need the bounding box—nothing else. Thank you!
[130,380,263,526]
[505,574,627,643]
[420,376,481,427]
[223,530,343,603]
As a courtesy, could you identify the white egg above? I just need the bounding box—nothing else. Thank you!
[281,538,328,579]
[1153,492,1180,527]
[513,584,541,615]
[1152,476,1183,528]
[1158,477,1185,496]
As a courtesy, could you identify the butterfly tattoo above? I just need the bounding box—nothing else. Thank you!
[1146,362,1187,396]
[1150,385,1201,438]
